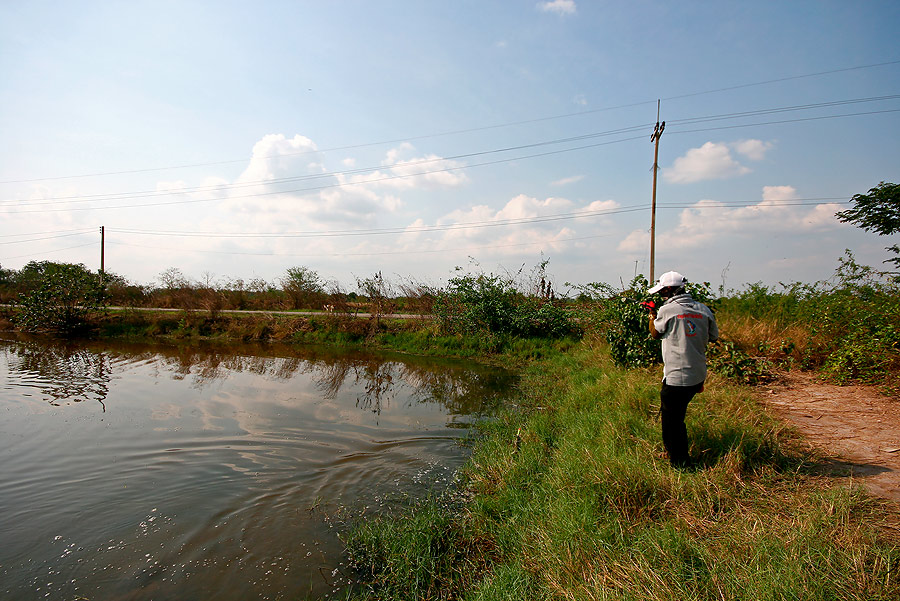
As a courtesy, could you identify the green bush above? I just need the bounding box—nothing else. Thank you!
[14,261,106,336]
[433,268,580,339]
[707,340,774,385]
[718,252,899,386]
[574,276,721,370]
[602,276,663,368]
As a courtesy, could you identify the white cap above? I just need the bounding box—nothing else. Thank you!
[648,271,687,294]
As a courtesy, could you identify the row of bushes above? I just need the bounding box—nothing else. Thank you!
[3,253,898,389]
[568,252,899,390]
[0,262,437,315]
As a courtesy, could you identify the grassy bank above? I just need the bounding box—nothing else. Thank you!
[346,341,899,600]
[65,309,574,365]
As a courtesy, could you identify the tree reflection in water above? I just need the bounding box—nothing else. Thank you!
[0,337,514,418]
[0,339,111,410]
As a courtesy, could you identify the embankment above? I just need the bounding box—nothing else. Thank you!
[346,341,899,600]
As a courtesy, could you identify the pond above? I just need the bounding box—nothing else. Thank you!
[0,334,517,600]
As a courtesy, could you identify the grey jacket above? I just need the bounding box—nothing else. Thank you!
[653,293,719,386]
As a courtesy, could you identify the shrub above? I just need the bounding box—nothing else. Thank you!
[14,261,106,335]
[433,268,580,339]
[715,252,900,386]
[281,265,325,310]
[601,276,663,368]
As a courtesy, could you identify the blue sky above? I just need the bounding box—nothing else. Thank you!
[1,0,898,294]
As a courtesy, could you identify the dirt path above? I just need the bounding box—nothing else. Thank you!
[760,371,900,504]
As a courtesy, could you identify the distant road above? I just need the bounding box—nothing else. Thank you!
[105,306,431,320]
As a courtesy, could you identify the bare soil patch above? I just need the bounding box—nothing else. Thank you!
[760,371,900,504]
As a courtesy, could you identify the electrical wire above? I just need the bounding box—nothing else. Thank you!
[0,231,97,246]
[0,241,97,261]
[1,59,897,186]
[3,94,897,212]
[669,108,900,136]
[0,197,850,262]
[0,227,95,239]
[2,102,895,214]
[0,124,650,206]
[107,232,620,258]
[108,197,847,240]
[0,134,649,213]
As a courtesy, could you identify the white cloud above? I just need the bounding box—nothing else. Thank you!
[573,94,587,106]
[663,142,751,184]
[395,194,610,257]
[538,0,577,15]
[213,136,471,239]
[237,134,319,185]
[617,229,648,254]
[734,139,773,161]
[617,185,845,255]
[551,175,585,186]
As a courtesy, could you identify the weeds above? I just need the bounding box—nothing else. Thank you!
[346,345,900,600]
[433,266,580,339]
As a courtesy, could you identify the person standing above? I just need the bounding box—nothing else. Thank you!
[646,271,718,469]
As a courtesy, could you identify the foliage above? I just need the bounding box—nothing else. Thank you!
[835,181,900,269]
[14,261,106,335]
[357,271,394,318]
[716,251,900,386]
[835,181,900,236]
[348,346,900,600]
[707,340,774,385]
[601,275,663,368]
[433,267,580,339]
[281,265,325,310]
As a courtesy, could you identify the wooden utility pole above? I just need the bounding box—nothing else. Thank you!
[649,101,665,283]
[100,226,105,285]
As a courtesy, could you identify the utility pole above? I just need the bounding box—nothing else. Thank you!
[649,101,665,283]
[100,226,105,285]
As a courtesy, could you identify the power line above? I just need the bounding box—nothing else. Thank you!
[667,95,900,126]
[2,99,895,214]
[662,59,900,102]
[106,196,847,238]
[0,231,96,246]
[103,197,848,259]
[668,108,900,136]
[0,197,850,263]
[2,59,897,186]
[108,232,620,258]
[3,93,896,212]
[0,134,650,213]
[0,241,97,261]
[0,124,651,206]
[0,227,95,239]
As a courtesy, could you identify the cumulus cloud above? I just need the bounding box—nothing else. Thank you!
[617,185,844,254]
[209,135,472,240]
[663,142,751,184]
[538,0,577,15]
[663,139,774,184]
[237,134,319,185]
[389,194,620,260]
[734,139,773,161]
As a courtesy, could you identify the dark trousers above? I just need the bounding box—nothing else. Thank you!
[660,380,704,467]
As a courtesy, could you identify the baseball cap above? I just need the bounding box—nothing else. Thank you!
[648,271,687,294]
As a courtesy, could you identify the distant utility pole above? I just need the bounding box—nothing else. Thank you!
[649,101,665,283]
[100,226,105,285]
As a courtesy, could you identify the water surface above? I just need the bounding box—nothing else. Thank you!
[0,335,515,600]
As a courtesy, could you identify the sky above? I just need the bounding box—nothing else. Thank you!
[1,0,898,295]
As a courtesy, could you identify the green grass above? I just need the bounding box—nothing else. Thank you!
[345,342,900,600]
